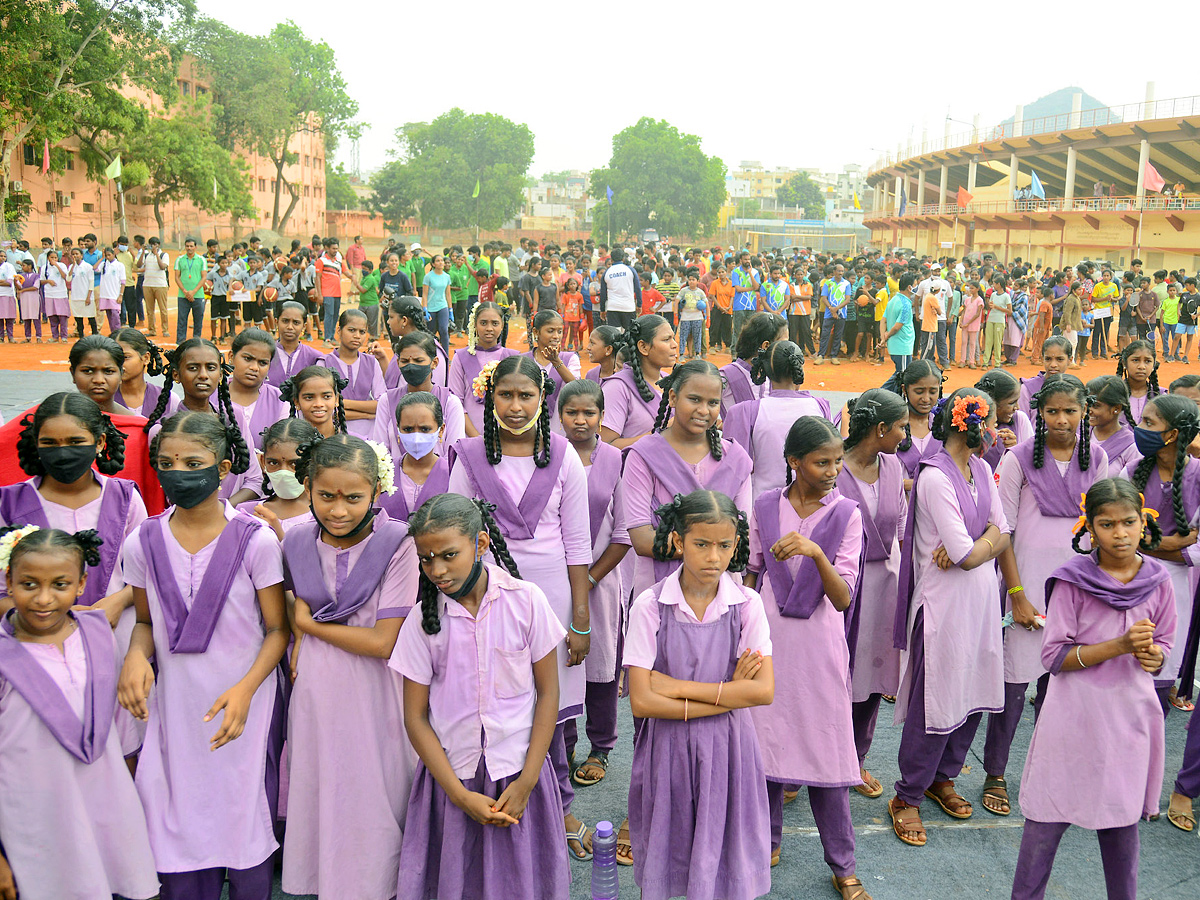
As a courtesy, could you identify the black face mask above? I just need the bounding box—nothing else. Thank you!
[311,503,377,541]
[399,362,432,388]
[38,445,97,483]
[158,465,221,509]
[447,540,484,600]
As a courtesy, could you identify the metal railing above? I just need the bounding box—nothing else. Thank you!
[869,95,1200,172]
[864,194,1200,221]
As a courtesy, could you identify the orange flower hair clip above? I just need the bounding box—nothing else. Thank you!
[950,395,990,432]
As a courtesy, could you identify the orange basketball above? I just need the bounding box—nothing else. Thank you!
[230,280,245,292]
[201,279,213,292]
[262,286,278,302]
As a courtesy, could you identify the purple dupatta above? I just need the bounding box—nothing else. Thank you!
[283,512,409,623]
[587,440,624,543]
[835,454,904,561]
[452,434,568,540]
[0,609,115,763]
[379,456,451,522]
[1009,439,1104,519]
[894,451,993,649]
[140,512,261,653]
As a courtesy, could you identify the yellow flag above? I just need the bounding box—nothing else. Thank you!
[472,178,480,199]
[853,191,861,209]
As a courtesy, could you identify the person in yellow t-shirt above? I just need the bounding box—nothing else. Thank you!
[873,283,890,365]
[1090,268,1119,358]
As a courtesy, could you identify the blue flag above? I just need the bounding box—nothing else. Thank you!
[899,186,907,216]
[606,185,613,206]
[1029,169,1045,200]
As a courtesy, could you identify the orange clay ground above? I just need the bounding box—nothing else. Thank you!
[5,314,1190,395]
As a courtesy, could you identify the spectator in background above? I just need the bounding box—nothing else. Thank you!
[346,234,367,273]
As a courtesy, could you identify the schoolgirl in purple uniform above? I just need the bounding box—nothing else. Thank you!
[227,328,288,452]
[392,494,570,900]
[836,389,909,800]
[626,490,774,900]
[378,295,451,392]
[745,418,874,898]
[557,379,631,790]
[719,311,786,418]
[893,359,944,484]
[522,310,579,435]
[321,308,387,439]
[1116,339,1161,427]
[143,338,263,506]
[599,313,677,449]
[584,324,621,383]
[237,418,318,538]
[724,338,832,498]
[281,435,419,899]
[0,528,158,900]
[378,391,453,524]
[372,331,470,466]
[113,327,179,419]
[281,364,348,439]
[447,354,594,860]
[265,300,321,388]
[1014,479,1175,900]
[1087,376,1139,474]
[447,301,516,433]
[119,411,288,900]
[1017,335,1073,420]
[888,389,1011,848]
[984,374,1107,817]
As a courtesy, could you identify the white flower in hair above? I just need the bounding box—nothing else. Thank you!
[0,524,41,572]
[364,439,397,495]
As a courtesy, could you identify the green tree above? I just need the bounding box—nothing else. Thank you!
[775,172,824,217]
[186,20,358,233]
[589,118,726,240]
[127,99,255,238]
[325,162,359,211]
[369,109,534,230]
[0,0,192,225]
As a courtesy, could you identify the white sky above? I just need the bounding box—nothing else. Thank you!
[195,0,1197,181]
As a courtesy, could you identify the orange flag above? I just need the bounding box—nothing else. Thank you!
[956,186,973,208]
[1144,161,1166,194]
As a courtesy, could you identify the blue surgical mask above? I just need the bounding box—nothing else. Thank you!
[117,244,128,252]
[1134,426,1167,457]
[398,431,439,459]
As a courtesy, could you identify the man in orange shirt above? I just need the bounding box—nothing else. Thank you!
[315,237,352,345]
[709,264,735,351]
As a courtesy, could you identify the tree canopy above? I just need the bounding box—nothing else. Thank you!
[775,172,824,217]
[589,118,726,239]
[185,19,358,233]
[325,162,359,211]
[369,109,534,230]
[0,0,192,227]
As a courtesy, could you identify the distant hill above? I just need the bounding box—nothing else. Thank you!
[998,87,1118,128]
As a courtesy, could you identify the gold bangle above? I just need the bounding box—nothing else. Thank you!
[684,698,689,722]
[715,682,724,707]
[983,537,995,551]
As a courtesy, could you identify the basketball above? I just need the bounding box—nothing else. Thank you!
[201,280,213,292]
[262,286,278,302]
[230,280,244,292]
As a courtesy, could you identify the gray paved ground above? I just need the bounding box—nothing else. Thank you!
[3,372,1197,899]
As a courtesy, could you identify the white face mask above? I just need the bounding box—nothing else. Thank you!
[266,468,305,500]
[398,431,439,459]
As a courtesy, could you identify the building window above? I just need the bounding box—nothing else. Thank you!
[22,144,36,166]
[178,80,190,96]
[66,155,74,170]
[82,202,95,213]
[271,180,277,192]
[258,178,266,192]
[303,155,309,167]
[196,85,207,96]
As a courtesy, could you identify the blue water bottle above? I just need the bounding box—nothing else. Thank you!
[591,819,619,899]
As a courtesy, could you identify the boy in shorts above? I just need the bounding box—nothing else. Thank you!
[208,255,232,344]
[1171,279,1198,363]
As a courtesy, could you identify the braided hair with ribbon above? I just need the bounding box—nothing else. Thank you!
[1071,479,1163,554]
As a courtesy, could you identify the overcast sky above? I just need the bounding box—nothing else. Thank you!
[195,0,1196,181]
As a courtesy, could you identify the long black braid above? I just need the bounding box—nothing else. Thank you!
[112,327,165,376]
[843,388,908,453]
[16,392,126,477]
[1031,374,1092,470]
[782,415,842,486]
[150,410,251,476]
[621,314,669,403]
[280,365,349,435]
[409,494,522,634]
[749,339,805,387]
[652,361,725,460]
[258,418,320,498]
[1130,394,1199,536]
[1116,339,1161,427]
[651,490,750,572]
[481,355,553,468]
[1071,477,1163,553]
[386,296,434,357]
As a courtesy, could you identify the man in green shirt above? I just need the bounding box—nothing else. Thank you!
[356,260,382,337]
[173,237,207,343]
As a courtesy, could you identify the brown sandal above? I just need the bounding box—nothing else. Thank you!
[924,780,973,819]
[831,874,873,900]
[783,789,800,805]
[1168,792,1196,832]
[853,768,884,799]
[771,847,781,867]
[888,796,927,846]
[981,775,1011,816]
[615,818,633,866]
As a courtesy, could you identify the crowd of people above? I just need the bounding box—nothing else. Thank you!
[2,231,1200,900]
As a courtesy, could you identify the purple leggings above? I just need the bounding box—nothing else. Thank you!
[894,608,984,806]
[0,318,11,340]
[49,315,68,340]
[549,721,574,817]
[22,318,41,339]
[1175,701,1200,798]
[104,308,121,332]
[851,693,882,767]
[983,674,1049,775]
[1011,819,1139,900]
[766,781,856,876]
